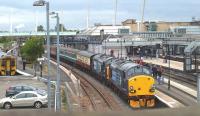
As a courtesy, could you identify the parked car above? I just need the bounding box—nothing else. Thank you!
[0,91,47,109]
[5,85,46,97]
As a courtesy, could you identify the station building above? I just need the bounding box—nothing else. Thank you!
[122,19,200,32]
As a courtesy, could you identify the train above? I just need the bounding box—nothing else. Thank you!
[50,46,156,108]
[0,55,17,76]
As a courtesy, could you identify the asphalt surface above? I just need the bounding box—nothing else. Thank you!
[0,77,48,111]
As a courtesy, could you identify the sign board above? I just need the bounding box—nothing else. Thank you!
[118,29,130,35]
[37,57,45,61]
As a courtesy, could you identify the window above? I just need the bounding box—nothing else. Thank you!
[23,86,34,91]
[37,91,46,96]
[134,66,143,73]
[15,86,22,91]
[127,68,135,77]
[94,61,101,73]
[2,60,6,66]
[143,68,151,75]
[16,93,26,99]
[26,93,37,98]
[9,87,15,90]
[10,60,15,66]
[111,70,122,86]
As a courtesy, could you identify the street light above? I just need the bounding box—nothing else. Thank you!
[114,0,118,26]
[50,11,61,111]
[33,0,51,110]
[39,61,42,77]
[168,44,171,90]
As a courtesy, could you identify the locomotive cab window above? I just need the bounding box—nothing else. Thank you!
[142,67,151,75]
[127,68,135,77]
[11,60,15,66]
[134,66,143,73]
[1,60,6,66]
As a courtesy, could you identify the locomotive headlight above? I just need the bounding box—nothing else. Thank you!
[129,86,136,93]
[149,84,156,92]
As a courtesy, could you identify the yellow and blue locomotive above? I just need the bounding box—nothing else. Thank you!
[50,46,155,108]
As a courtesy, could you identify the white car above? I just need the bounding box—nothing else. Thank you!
[0,91,48,109]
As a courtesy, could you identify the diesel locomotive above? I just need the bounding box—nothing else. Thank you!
[0,55,16,76]
[50,46,155,108]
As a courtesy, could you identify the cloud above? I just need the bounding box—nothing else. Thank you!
[0,0,200,31]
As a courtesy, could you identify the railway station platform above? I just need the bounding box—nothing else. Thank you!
[163,78,197,98]
[155,90,184,108]
[143,58,184,71]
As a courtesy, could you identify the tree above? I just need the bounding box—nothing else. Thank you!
[55,24,67,32]
[37,25,45,32]
[0,36,13,43]
[20,36,44,75]
[0,36,15,52]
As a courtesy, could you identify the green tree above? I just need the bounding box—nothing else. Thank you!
[20,36,44,75]
[37,25,45,32]
[0,36,13,43]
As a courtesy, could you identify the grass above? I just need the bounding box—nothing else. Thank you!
[61,87,68,112]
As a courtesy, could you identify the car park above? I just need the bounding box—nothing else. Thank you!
[0,91,47,109]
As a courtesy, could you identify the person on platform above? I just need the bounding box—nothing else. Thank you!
[157,66,164,84]
[152,65,157,79]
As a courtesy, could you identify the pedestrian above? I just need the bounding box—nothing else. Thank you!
[152,65,157,79]
[157,66,164,84]
[145,50,148,59]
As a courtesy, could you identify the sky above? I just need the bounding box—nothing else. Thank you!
[0,0,200,32]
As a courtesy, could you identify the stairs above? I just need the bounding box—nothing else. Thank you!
[184,40,200,71]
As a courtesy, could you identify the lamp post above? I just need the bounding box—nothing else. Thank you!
[39,61,42,77]
[168,44,171,90]
[50,12,61,111]
[197,74,200,103]
[86,0,90,28]
[114,0,118,26]
[33,0,51,109]
[121,38,122,58]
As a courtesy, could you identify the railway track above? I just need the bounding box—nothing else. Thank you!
[163,68,197,87]
[79,73,113,111]
[160,70,198,106]
[144,61,198,106]
[56,58,121,111]
[144,60,197,87]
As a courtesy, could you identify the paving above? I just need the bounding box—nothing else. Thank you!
[143,58,184,71]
